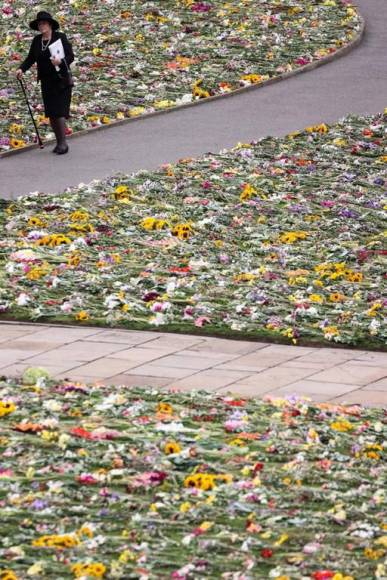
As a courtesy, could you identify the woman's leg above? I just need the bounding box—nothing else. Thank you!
[49,117,68,154]
[49,117,60,152]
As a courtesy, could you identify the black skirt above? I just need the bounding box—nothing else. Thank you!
[41,76,72,119]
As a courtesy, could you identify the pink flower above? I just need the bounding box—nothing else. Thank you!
[194,316,211,327]
[191,2,212,13]
[77,473,99,485]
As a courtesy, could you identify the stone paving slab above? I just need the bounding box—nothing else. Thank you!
[0,322,386,407]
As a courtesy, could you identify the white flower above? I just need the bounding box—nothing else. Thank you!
[156,422,185,433]
[16,292,30,306]
[43,400,62,413]
[104,294,121,309]
[177,93,193,104]
[149,312,165,326]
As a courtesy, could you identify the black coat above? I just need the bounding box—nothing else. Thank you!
[20,31,74,82]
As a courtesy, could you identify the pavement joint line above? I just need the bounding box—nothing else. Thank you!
[0,15,365,161]
[362,375,387,387]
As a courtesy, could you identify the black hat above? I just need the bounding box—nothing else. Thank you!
[29,11,59,31]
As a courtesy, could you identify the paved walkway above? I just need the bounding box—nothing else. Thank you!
[1,0,386,200]
[0,323,386,405]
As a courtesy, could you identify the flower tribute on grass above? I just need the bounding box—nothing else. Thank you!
[0,0,361,152]
[0,374,386,579]
[1,113,386,347]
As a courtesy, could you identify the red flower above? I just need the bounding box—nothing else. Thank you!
[253,462,264,473]
[225,399,246,407]
[312,572,335,580]
[70,427,93,440]
[261,549,273,559]
[77,474,98,485]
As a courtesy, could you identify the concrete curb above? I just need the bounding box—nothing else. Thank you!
[0,17,365,159]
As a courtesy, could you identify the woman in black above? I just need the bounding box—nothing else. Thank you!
[16,11,74,155]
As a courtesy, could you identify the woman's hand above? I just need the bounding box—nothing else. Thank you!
[50,57,62,67]
[16,69,23,80]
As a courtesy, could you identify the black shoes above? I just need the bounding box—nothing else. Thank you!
[55,144,69,155]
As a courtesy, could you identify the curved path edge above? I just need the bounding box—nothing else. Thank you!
[0,16,365,159]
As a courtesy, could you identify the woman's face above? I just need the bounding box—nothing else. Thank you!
[38,20,52,35]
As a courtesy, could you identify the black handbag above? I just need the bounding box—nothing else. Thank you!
[58,58,74,88]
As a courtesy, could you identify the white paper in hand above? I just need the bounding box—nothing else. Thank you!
[49,39,65,70]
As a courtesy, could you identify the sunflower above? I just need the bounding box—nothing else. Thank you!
[164,441,181,455]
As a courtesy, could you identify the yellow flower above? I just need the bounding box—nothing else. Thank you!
[329,292,345,302]
[240,183,257,201]
[26,266,49,281]
[309,294,323,303]
[180,502,191,513]
[192,79,210,99]
[67,253,81,267]
[233,272,256,283]
[364,547,385,560]
[345,271,363,283]
[241,73,268,84]
[0,401,16,418]
[333,138,348,146]
[36,234,71,247]
[141,217,169,231]
[323,325,340,338]
[274,533,289,546]
[154,100,174,109]
[375,536,387,548]
[229,438,246,447]
[75,310,89,321]
[164,441,181,455]
[77,524,94,539]
[305,123,329,133]
[129,106,145,117]
[71,562,106,578]
[28,216,45,227]
[0,570,18,580]
[9,123,23,134]
[119,549,136,563]
[331,418,353,432]
[9,138,26,149]
[280,231,308,244]
[198,521,213,532]
[157,402,173,414]
[367,302,382,317]
[183,472,231,491]
[70,210,89,222]
[170,222,193,240]
[33,534,80,549]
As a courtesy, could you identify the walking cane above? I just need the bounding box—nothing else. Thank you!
[17,77,44,149]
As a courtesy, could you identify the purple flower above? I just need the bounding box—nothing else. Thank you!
[338,208,359,219]
[32,499,47,511]
[191,2,212,12]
